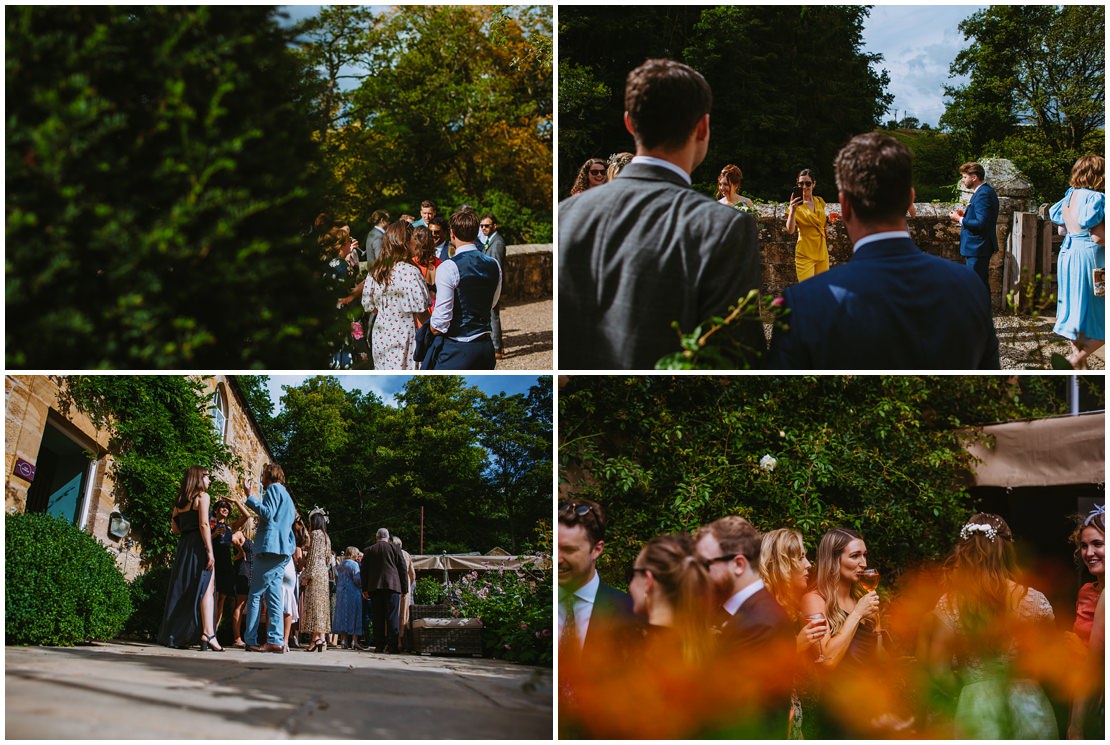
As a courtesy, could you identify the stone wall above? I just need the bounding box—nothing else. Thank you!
[758,158,1035,312]
[755,201,1019,310]
[503,244,553,303]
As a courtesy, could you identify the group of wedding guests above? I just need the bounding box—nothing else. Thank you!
[561,58,1104,370]
[558,498,1105,739]
[157,464,418,655]
[315,200,506,371]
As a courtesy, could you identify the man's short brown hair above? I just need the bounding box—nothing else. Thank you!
[449,209,479,243]
[695,516,761,571]
[834,133,914,223]
[959,162,985,181]
[559,498,606,546]
[625,58,712,152]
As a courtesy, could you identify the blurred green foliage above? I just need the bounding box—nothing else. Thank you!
[7,6,344,367]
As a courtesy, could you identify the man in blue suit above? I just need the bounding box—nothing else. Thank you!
[949,161,999,287]
[234,462,296,653]
[769,133,999,369]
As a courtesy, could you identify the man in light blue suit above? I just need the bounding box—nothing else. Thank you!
[769,133,999,370]
[234,462,296,653]
[949,161,999,287]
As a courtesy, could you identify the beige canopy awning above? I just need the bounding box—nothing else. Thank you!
[966,412,1105,488]
[411,553,551,573]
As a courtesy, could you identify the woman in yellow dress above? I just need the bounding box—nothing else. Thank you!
[785,169,828,281]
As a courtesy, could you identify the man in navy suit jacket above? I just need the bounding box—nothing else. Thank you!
[558,499,636,668]
[949,161,999,287]
[769,134,1000,370]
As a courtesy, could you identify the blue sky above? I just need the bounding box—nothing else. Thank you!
[861,5,986,127]
[265,374,544,411]
[280,4,984,127]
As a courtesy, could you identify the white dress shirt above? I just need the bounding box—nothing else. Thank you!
[853,230,911,253]
[429,243,503,340]
[630,155,692,185]
[723,577,766,616]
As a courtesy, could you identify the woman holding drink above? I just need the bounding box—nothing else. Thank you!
[800,527,882,670]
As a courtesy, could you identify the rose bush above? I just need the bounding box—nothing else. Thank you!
[448,561,552,666]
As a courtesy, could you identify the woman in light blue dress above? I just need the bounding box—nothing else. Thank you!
[333,547,363,649]
[1050,155,1104,368]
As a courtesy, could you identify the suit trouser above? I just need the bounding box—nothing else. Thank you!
[490,308,503,352]
[244,553,289,646]
[965,255,991,287]
[426,336,496,369]
[371,589,400,650]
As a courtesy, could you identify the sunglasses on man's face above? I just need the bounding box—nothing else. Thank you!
[480,223,493,228]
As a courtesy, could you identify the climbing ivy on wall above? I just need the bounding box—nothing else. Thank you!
[56,375,234,568]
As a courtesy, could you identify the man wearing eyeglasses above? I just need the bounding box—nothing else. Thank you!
[558,500,634,664]
[694,516,791,648]
[478,214,507,359]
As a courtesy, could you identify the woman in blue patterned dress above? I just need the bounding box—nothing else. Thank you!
[333,546,363,649]
[1051,155,1104,369]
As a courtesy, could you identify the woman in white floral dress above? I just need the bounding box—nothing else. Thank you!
[929,513,1058,739]
[361,222,430,370]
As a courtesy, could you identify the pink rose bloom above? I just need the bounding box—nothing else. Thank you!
[772,296,785,307]
[351,321,364,340]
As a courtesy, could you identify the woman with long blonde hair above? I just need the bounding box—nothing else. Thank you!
[800,527,881,669]
[760,528,826,653]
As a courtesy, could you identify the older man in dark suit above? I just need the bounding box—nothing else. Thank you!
[559,58,763,370]
[769,133,1000,370]
[361,528,409,653]
[949,161,999,287]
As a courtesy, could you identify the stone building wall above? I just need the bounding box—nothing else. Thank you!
[4,375,271,580]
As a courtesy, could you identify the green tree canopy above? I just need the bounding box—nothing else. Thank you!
[560,376,1104,589]
[558,6,892,202]
[940,5,1105,200]
[269,375,553,554]
[298,5,553,244]
[6,6,341,368]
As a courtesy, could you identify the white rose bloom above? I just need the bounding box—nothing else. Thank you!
[759,454,777,472]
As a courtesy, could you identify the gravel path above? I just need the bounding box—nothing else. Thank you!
[495,296,553,371]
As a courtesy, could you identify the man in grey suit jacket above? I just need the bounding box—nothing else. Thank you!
[559,58,763,370]
[363,209,389,266]
[479,213,507,357]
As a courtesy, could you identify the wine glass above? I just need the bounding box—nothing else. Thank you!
[859,568,879,593]
[805,612,828,662]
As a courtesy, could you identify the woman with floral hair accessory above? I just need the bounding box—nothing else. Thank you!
[1067,504,1104,739]
[607,152,633,181]
[929,513,1057,738]
[717,164,754,210]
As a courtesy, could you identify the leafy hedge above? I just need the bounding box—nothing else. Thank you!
[123,566,172,641]
[6,512,133,645]
[413,576,448,605]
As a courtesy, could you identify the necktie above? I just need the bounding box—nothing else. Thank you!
[560,590,579,652]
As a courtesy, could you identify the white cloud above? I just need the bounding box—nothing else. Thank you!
[863,5,985,126]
